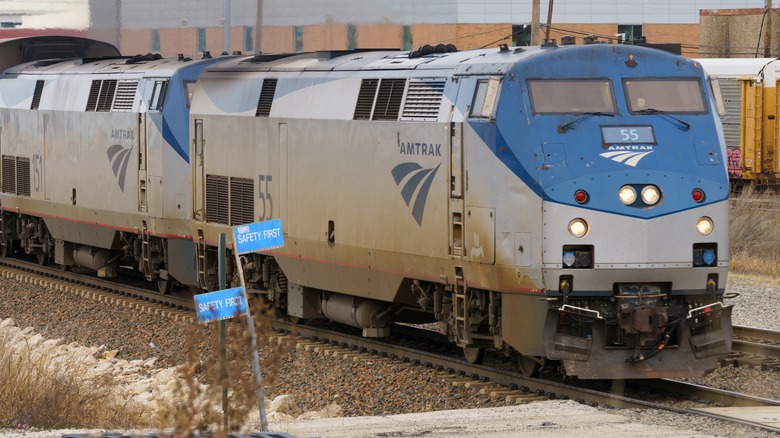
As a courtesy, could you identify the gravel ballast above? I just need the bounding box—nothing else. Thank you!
[0,270,777,437]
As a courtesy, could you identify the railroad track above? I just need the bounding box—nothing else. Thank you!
[2,257,780,433]
[727,326,780,370]
[0,257,195,320]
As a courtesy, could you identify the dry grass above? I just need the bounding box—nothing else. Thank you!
[158,301,290,437]
[0,300,288,437]
[2,189,775,434]
[0,335,149,430]
[729,186,780,279]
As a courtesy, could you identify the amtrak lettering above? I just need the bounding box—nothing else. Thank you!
[110,129,135,140]
[604,145,654,151]
[599,145,655,167]
[399,142,442,157]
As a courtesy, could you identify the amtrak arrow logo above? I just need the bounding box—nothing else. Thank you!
[107,144,133,192]
[600,146,654,167]
[391,162,441,226]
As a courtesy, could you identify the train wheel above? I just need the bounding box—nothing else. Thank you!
[518,354,544,377]
[157,279,172,294]
[462,346,486,364]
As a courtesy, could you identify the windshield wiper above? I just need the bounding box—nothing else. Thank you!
[634,108,691,131]
[557,112,615,133]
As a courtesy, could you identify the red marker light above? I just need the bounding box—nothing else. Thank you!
[692,188,705,203]
[574,190,589,204]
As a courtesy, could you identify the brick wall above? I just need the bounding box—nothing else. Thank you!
[96,21,720,58]
[700,9,779,58]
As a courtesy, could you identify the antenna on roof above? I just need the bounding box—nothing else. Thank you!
[543,0,556,47]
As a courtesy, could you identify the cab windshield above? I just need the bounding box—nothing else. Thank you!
[528,79,616,114]
[624,78,707,114]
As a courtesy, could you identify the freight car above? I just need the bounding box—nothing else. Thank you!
[0,39,226,293]
[188,43,733,379]
[696,58,780,191]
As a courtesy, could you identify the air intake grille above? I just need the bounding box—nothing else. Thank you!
[372,78,406,121]
[354,79,378,120]
[1,156,30,197]
[16,157,30,197]
[256,78,277,117]
[112,80,138,111]
[97,80,117,111]
[401,79,445,121]
[2,156,15,194]
[86,80,118,112]
[30,80,45,110]
[206,175,255,225]
[85,80,101,111]
[229,177,255,226]
[205,175,229,224]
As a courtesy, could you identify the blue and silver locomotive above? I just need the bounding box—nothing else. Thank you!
[0,37,733,379]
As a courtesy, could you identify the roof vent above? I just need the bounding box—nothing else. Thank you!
[409,43,457,59]
[583,35,599,45]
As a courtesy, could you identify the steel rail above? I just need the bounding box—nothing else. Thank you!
[732,325,780,358]
[3,256,780,433]
[0,257,194,309]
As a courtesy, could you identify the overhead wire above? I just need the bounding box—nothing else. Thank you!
[412,11,779,58]
[755,8,769,58]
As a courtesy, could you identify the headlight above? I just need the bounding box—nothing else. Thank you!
[641,185,661,205]
[568,218,589,238]
[696,217,713,236]
[618,186,637,205]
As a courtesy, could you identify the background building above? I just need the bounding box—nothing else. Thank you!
[0,1,773,58]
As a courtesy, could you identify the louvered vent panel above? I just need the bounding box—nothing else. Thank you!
[229,177,255,226]
[16,157,30,197]
[372,79,406,121]
[96,80,117,112]
[2,156,15,194]
[85,80,101,111]
[112,80,138,111]
[354,79,378,120]
[255,79,278,117]
[401,80,445,121]
[205,175,230,224]
[718,78,742,151]
[30,80,45,110]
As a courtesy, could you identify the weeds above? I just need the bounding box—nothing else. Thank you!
[2,189,776,434]
[729,187,780,279]
[0,329,149,430]
[0,298,291,436]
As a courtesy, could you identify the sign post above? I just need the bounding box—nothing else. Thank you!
[218,233,228,433]
[232,218,284,432]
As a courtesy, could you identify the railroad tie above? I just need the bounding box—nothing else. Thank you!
[314,346,343,355]
[296,342,323,352]
[507,394,549,404]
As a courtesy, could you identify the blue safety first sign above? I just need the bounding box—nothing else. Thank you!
[194,287,248,324]
[233,219,285,255]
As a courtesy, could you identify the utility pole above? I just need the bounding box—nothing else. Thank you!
[115,0,121,52]
[545,0,554,42]
[255,0,263,53]
[223,0,231,54]
[531,0,540,45]
[766,0,773,57]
